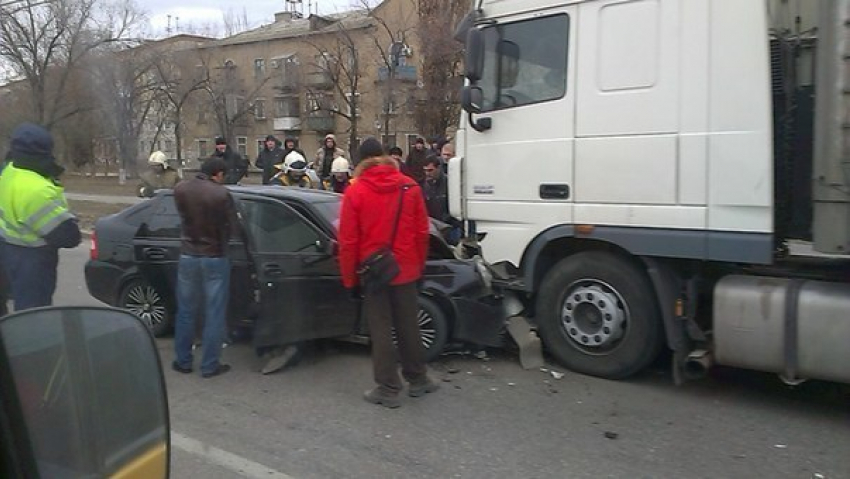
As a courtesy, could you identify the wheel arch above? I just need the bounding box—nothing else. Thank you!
[520,226,643,296]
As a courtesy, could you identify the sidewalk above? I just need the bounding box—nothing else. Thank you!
[66,192,142,205]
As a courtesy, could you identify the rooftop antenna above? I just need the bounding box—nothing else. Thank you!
[166,14,172,35]
[175,16,179,33]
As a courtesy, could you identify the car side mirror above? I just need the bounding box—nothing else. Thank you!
[0,307,169,478]
[462,85,483,114]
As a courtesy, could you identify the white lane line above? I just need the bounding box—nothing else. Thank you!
[171,431,295,479]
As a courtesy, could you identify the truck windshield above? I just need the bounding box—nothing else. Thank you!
[476,14,569,111]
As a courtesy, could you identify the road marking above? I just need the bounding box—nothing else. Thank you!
[171,431,295,479]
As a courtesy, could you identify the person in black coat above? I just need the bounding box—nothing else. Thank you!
[255,135,286,185]
[211,136,247,185]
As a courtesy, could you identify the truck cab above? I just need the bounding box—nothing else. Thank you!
[453,0,850,383]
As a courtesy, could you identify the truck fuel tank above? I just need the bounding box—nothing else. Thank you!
[713,275,850,384]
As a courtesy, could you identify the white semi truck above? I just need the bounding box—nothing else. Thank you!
[451,0,850,384]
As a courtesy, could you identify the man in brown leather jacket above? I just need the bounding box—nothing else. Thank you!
[172,158,239,378]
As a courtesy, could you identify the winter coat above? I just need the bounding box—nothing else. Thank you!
[313,146,346,179]
[404,149,428,183]
[211,146,248,185]
[338,157,429,289]
[255,146,286,185]
[173,173,239,257]
[422,172,454,225]
[139,167,180,197]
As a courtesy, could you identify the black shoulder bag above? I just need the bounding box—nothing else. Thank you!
[357,185,410,293]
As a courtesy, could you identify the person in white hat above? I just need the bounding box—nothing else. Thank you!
[139,151,180,197]
[272,151,318,188]
[323,156,352,193]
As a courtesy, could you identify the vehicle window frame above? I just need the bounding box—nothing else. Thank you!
[235,194,331,255]
[475,12,571,113]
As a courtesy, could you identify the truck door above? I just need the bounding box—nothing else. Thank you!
[461,7,576,265]
[237,195,359,350]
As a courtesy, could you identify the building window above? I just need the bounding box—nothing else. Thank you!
[165,140,174,153]
[306,92,331,113]
[254,99,266,119]
[275,96,301,118]
[381,134,397,149]
[257,139,265,155]
[139,141,146,154]
[197,107,207,124]
[254,58,266,78]
[236,137,248,157]
[198,139,209,158]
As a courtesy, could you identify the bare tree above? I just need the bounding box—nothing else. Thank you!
[358,0,417,146]
[151,45,208,170]
[303,23,364,159]
[221,6,250,37]
[90,41,162,180]
[0,0,144,129]
[198,52,270,151]
[414,0,470,140]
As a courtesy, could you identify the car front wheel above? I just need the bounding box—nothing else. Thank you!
[119,278,172,337]
[418,296,449,362]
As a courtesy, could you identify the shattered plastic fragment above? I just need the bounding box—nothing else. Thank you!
[774,444,787,449]
[604,431,619,440]
[551,371,565,380]
[539,367,549,373]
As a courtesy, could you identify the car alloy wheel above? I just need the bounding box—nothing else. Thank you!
[121,279,171,337]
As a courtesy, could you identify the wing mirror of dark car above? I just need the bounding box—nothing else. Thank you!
[0,307,169,478]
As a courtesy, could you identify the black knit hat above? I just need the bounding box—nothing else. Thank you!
[265,135,277,142]
[9,123,55,163]
[215,136,227,145]
[358,137,384,160]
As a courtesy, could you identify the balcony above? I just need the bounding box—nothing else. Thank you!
[304,71,334,90]
[378,65,418,82]
[305,113,334,132]
[273,117,302,130]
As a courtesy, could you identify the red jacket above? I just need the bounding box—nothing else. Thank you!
[338,158,429,289]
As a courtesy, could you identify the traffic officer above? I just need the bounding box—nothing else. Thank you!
[0,123,81,310]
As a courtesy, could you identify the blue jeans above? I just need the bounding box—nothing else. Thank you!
[173,255,230,375]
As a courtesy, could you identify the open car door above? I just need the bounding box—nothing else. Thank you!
[235,194,360,350]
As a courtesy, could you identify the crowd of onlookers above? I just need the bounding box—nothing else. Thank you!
[139,132,461,243]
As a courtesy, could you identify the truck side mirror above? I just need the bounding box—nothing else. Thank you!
[0,307,169,478]
[465,28,485,83]
[461,85,483,114]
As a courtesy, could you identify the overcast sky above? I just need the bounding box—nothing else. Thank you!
[142,0,355,36]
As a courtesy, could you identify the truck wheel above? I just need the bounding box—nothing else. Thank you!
[120,278,172,337]
[535,251,663,379]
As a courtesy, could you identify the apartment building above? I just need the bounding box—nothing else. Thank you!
[176,0,425,168]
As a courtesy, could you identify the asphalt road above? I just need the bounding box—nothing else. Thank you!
[56,243,850,478]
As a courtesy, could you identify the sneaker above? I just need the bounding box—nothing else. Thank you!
[201,364,231,378]
[172,361,193,374]
[363,387,401,409]
[408,377,440,397]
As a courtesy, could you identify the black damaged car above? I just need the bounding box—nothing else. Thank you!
[84,186,504,361]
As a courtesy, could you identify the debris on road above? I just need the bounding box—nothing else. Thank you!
[774,444,788,449]
[507,316,544,369]
[604,431,619,440]
[551,370,565,380]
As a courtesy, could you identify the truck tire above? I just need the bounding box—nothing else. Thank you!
[535,251,663,379]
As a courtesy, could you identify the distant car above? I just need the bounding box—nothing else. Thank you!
[84,186,504,361]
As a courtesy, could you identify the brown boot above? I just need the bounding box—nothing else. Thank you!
[408,376,440,397]
[363,387,401,408]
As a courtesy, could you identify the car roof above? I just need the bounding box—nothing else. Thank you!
[226,185,341,203]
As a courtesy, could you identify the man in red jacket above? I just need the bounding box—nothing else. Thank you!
[338,138,439,408]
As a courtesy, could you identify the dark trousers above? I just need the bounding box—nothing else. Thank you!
[364,281,427,393]
[1,242,58,311]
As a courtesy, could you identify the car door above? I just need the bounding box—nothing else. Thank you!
[133,193,254,328]
[236,194,359,349]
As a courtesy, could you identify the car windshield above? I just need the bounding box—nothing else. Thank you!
[311,199,341,230]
